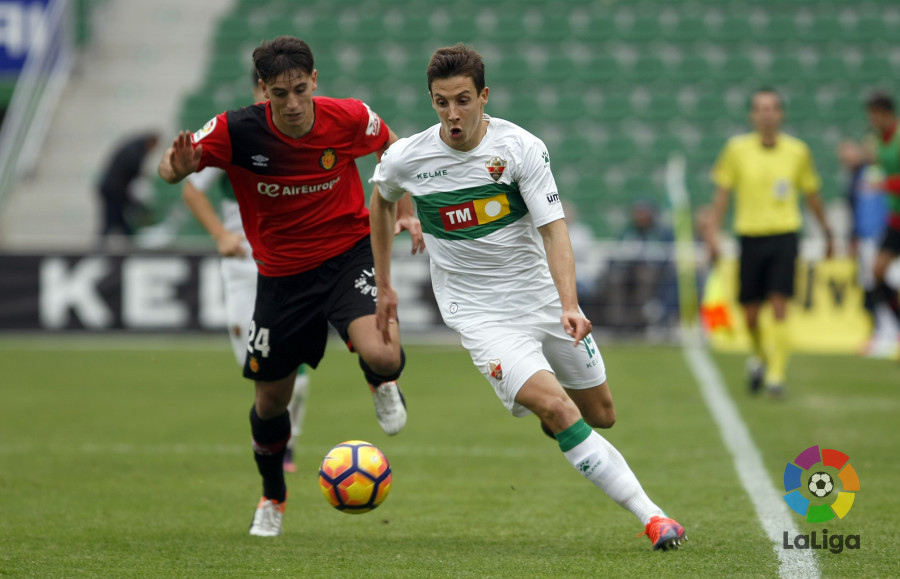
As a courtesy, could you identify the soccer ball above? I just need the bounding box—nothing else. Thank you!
[318,440,392,514]
[808,472,834,498]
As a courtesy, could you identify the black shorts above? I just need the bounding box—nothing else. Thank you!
[243,236,378,382]
[880,225,900,255]
[738,232,799,304]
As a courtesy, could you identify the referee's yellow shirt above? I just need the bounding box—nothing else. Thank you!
[711,132,821,236]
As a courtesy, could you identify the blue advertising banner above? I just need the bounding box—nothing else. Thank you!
[0,0,50,74]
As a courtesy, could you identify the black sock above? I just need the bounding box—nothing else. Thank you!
[250,406,290,502]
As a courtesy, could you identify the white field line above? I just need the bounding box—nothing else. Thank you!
[683,341,819,579]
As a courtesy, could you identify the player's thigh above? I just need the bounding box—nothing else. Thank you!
[765,233,799,298]
[539,319,612,426]
[243,271,329,382]
[221,256,258,366]
[460,321,553,417]
[325,237,379,342]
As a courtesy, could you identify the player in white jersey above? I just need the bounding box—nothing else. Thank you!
[181,73,309,474]
[369,43,687,551]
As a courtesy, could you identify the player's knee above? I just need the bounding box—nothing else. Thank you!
[584,407,616,429]
[359,347,405,385]
[255,382,293,420]
[535,395,580,431]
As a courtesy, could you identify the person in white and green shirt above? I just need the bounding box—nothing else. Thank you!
[369,43,687,552]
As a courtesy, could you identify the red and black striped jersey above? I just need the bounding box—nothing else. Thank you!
[191,96,390,276]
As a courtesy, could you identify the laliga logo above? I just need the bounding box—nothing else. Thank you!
[783,445,859,522]
[782,445,861,554]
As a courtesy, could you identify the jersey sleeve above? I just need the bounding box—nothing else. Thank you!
[370,144,406,203]
[350,100,390,157]
[711,139,736,189]
[190,113,232,171]
[798,143,822,194]
[187,166,226,192]
[517,136,564,228]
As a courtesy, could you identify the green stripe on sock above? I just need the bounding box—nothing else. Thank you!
[556,419,593,452]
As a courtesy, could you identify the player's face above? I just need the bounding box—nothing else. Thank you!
[867,107,894,132]
[430,75,489,152]
[750,93,783,134]
[262,69,317,138]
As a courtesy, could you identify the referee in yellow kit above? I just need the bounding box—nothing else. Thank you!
[707,88,834,397]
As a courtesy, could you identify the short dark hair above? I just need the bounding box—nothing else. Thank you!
[750,87,783,110]
[253,36,314,84]
[866,92,895,113]
[426,43,485,94]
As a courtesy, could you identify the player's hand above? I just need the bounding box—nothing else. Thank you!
[395,216,425,255]
[168,130,202,181]
[215,231,247,258]
[561,309,592,345]
[375,285,400,344]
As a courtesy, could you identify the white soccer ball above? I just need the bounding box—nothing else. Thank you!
[808,472,834,498]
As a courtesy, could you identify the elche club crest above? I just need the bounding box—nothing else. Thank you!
[485,156,507,182]
[488,359,503,380]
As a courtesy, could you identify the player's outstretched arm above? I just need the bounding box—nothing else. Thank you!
[538,218,593,345]
[370,186,400,344]
[158,130,202,184]
[182,178,247,258]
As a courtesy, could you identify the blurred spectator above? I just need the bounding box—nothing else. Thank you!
[839,139,891,354]
[864,93,900,356]
[591,198,677,332]
[619,198,674,246]
[97,131,159,242]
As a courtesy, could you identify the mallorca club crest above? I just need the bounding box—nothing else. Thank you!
[488,359,503,380]
[485,156,507,182]
[319,148,337,170]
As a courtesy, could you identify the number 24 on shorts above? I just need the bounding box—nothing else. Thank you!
[247,321,271,357]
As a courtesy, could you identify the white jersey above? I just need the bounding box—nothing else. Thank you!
[372,115,564,331]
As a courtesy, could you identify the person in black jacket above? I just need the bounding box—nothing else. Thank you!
[97,132,159,239]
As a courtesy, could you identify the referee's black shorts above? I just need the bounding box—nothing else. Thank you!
[243,236,379,382]
[738,232,799,304]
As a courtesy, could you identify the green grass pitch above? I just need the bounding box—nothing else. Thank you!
[0,336,896,577]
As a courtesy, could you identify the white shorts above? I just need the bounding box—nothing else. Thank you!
[220,254,258,366]
[459,300,607,417]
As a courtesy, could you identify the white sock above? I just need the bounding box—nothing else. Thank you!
[287,373,310,447]
[563,429,664,525]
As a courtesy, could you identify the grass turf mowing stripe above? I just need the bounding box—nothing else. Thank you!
[683,342,819,579]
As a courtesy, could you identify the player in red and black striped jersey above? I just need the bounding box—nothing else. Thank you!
[159,36,424,536]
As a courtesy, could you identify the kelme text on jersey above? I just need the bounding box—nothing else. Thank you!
[417,169,448,180]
